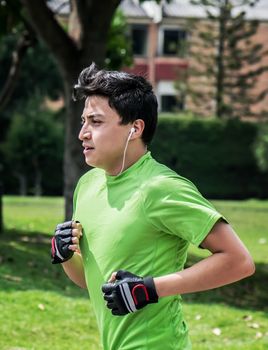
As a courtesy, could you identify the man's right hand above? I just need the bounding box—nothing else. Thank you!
[51,220,83,264]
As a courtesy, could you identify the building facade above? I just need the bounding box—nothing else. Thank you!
[121,0,268,117]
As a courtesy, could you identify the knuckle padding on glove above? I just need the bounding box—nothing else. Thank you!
[102,283,113,294]
[56,221,73,231]
[51,221,75,264]
[55,228,73,237]
[55,236,73,252]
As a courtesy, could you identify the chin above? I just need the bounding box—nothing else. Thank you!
[85,157,95,167]
[85,157,102,169]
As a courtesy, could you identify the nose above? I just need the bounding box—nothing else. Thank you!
[78,124,92,141]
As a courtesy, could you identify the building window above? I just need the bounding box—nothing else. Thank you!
[163,28,187,56]
[161,95,184,112]
[131,25,148,56]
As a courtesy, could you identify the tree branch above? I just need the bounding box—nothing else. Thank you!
[0,30,35,112]
[21,0,79,75]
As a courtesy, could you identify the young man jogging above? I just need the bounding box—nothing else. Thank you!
[51,63,255,350]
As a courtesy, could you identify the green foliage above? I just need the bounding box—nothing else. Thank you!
[151,116,268,198]
[1,196,268,349]
[105,9,133,70]
[254,123,268,171]
[0,33,63,101]
[3,95,64,195]
[0,6,132,138]
[0,0,22,36]
[0,34,63,139]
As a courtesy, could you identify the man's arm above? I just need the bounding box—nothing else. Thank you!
[102,220,255,315]
[51,220,87,289]
[62,252,87,289]
[153,220,255,297]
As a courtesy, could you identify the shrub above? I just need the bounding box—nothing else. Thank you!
[151,116,268,198]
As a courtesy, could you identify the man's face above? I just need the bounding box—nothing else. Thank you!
[79,95,132,174]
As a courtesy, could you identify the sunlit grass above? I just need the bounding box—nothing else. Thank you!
[1,196,268,349]
[3,196,64,234]
[188,199,268,264]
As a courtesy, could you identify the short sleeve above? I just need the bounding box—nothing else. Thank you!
[143,175,225,247]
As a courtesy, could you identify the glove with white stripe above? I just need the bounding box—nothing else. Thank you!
[102,270,158,316]
[51,220,77,264]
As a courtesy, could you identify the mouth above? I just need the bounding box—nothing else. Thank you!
[83,146,95,155]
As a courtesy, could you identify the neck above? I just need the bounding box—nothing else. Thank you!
[107,144,147,176]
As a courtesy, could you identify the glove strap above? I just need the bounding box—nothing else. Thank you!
[143,276,159,303]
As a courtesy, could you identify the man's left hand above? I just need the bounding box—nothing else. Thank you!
[102,270,158,316]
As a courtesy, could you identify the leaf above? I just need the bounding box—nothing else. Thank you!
[243,314,253,321]
[38,303,45,311]
[255,332,263,339]
[212,328,221,336]
[3,274,22,282]
[248,323,260,329]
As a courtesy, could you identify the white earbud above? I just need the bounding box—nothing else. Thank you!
[130,127,136,135]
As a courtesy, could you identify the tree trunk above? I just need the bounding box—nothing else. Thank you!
[34,167,42,196]
[216,1,228,118]
[16,173,27,196]
[60,30,115,219]
[63,77,88,218]
[0,180,3,233]
[62,47,108,218]
[19,0,121,219]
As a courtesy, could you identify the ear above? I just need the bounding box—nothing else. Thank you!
[131,119,145,139]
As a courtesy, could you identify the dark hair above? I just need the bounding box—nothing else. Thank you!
[73,63,158,145]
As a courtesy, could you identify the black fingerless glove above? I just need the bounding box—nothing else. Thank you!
[51,220,74,264]
[102,270,158,316]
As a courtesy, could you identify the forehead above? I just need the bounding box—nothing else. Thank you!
[83,95,117,118]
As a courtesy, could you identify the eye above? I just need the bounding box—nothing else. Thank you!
[92,119,102,125]
[81,117,85,125]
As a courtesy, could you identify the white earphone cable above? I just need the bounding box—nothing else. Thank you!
[117,129,134,176]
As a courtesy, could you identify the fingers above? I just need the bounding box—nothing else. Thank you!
[102,283,114,294]
[72,221,83,241]
[108,272,117,283]
[54,220,83,253]
[71,236,79,244]
[55,221,83,237]
[73,221,83,231]
[68,244,79,251]
[104,294,114,302]
[69,226,82,251]
[68,236,80,251]
[72,228,83,239]
[116,270,130,280]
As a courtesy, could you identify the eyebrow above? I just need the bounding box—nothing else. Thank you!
[81,113,105,119]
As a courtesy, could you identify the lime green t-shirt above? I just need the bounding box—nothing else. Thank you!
[73,152,223,350]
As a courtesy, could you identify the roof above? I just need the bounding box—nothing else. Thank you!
[47,0,268,21]
[47,0,70,16]
[120,0,150,18]
[162,0,268,20]
[163,0,268,21]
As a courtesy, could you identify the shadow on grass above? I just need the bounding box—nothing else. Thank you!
[0,229,88,299]
[184,254,268,312]
[1,229,267,312]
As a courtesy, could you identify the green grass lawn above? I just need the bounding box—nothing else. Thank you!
[1,196,268,350]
